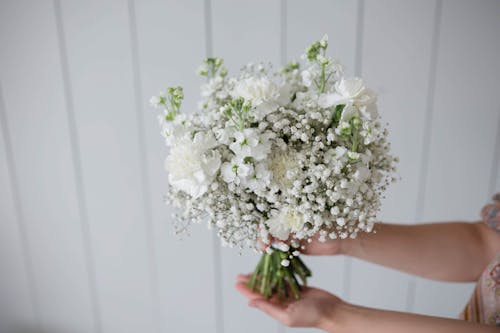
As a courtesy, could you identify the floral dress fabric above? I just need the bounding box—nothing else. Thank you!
[460,194,500,326]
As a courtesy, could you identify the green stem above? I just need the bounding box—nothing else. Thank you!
[319,66,326,93]
[352,131,358,152]
[284,267,301,300]
[319,48,327,93]
[247,246,312,301]
[260,253,271,295]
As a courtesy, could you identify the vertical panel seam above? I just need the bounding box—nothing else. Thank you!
[354,0,365,77]
[205,1,224,333]
[342,0,365,302]
[280,0,287,66]
[406,0,443,313]
[0,82,41,331]
[488,112,500,195]
[53,1,103,332]
[126,0,163,332]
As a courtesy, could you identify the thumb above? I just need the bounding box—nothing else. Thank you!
[249,299,288,323]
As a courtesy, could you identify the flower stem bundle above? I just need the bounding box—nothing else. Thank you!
[247,246,312,300]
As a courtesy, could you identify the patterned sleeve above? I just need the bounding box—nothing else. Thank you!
[481,193,500,233]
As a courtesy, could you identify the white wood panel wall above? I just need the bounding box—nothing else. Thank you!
[350,0,438,314]
[414,0,500,318]
[0,1,499,332]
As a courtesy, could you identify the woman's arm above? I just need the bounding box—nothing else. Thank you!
[307,221,500,282]
[320,301,498,333]
[235,277,497,333]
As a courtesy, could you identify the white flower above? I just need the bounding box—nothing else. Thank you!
[301,70,312,87]
[150,94,163,108]
[246,162,271,193]
[324,146,347,174]
[340,105,358,122]
[232,77,279,105]
[358,104,378,120]
[221,158,253,185]
[229,128,272,161]
[268,148,300,191]
[318,78,376,108]
[165,132,221,198]
[353,165,370,182]
[201,76,224,98]
[319,34,328,48]
[336,78,365,100]
[276,83,294,106]
[324,146,347,161]
[159,114,189,146]
[266,208,305,240]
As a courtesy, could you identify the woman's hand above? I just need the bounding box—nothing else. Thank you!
[262,234,344,256]
[235,274,343,329]
[236,274,497,333]
[300,234,344,256]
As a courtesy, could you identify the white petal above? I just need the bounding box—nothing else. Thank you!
[318,93,345,108]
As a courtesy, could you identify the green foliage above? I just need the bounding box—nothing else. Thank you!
[222,97,253,130]
[198,57,227,79]
[305,35,330,93]
[282,61,300,73]
[164,86,184,121]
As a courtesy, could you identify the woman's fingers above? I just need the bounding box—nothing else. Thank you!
[235,281,264,301]
[249,299,288,324]
[236,273,251,283]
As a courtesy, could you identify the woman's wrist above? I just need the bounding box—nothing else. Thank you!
[317,300,357,333]
[338,235,359,256]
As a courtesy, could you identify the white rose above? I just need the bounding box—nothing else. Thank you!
[165,132,221,198]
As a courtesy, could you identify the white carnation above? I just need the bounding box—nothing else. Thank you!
[232,77,279,105]
[165,132,221,198]
[268,148,300,191]
[266,208,305,240]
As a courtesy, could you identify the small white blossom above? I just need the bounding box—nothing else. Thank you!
[221,158,253,185]
[229,128,272,161]
[150,94,163,108]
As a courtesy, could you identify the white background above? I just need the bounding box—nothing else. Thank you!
[0,1,499,332]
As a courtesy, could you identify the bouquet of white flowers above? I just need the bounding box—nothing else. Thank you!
[151,35,397,300]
